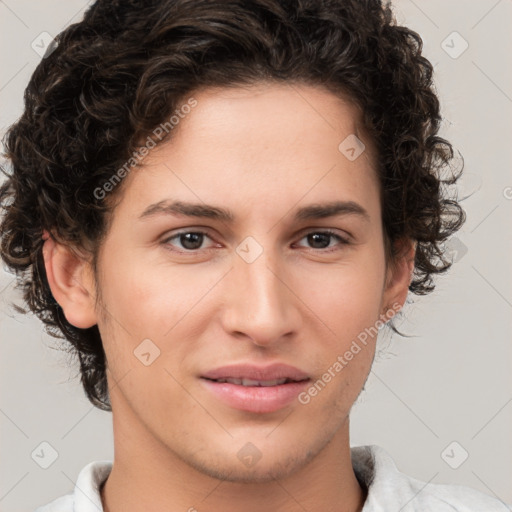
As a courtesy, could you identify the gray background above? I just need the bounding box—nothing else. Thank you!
[1,1,511,510]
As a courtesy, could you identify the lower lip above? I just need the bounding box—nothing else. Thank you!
[200,378,310,413]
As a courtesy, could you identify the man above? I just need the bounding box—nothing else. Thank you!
[0,0,509,510]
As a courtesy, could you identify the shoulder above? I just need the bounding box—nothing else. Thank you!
[33,460,112,512]
[351,445,511,512]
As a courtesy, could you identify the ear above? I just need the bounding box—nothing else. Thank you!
[41,231,98,329]
[380,237,416,320]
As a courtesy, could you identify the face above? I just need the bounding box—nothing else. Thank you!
[72,82,410,482]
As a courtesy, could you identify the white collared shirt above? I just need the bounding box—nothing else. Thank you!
[34,445,511,511]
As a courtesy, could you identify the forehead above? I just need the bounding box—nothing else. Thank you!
[110,82,379,224]
[174,82,370,154]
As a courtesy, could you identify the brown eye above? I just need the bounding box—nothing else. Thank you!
[296,230,349,251]
[162,230,214,252]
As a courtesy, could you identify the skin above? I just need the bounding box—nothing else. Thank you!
[43,82,414,512]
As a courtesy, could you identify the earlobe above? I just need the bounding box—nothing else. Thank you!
[381,238,416,319]
[42,232,98,329]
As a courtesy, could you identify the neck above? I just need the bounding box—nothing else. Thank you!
[101,398,367,512]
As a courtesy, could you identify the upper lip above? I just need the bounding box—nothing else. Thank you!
[201,363,310,382]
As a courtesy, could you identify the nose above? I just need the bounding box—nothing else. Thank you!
[220,240,301,347]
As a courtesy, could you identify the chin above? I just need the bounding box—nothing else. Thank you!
[177,436,328,484]
[187,455,310,484]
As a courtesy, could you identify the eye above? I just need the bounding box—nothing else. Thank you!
[295,230,350,251]
[162,230,216,252]
[161,229,350,254]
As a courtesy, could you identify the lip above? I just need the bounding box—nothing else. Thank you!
[200,363,310,414]
[201,363,310,381]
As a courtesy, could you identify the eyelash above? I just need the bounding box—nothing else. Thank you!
[161,229,350,254]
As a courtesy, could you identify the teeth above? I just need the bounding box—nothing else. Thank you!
[215,377,289,386]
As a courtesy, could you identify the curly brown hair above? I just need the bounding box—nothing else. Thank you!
[0,0,464,411]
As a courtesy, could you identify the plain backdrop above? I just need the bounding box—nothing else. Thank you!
[1,1,511,510]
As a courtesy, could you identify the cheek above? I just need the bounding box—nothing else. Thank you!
[97,253,220,373]
[99,249,195,330]
[295,255,385,331]
[290,253,385,388]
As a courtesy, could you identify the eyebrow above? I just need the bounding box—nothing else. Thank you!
[138,199,370,223]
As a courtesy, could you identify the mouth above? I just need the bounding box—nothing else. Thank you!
[202,377,307,386]
[199,363,311,414]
